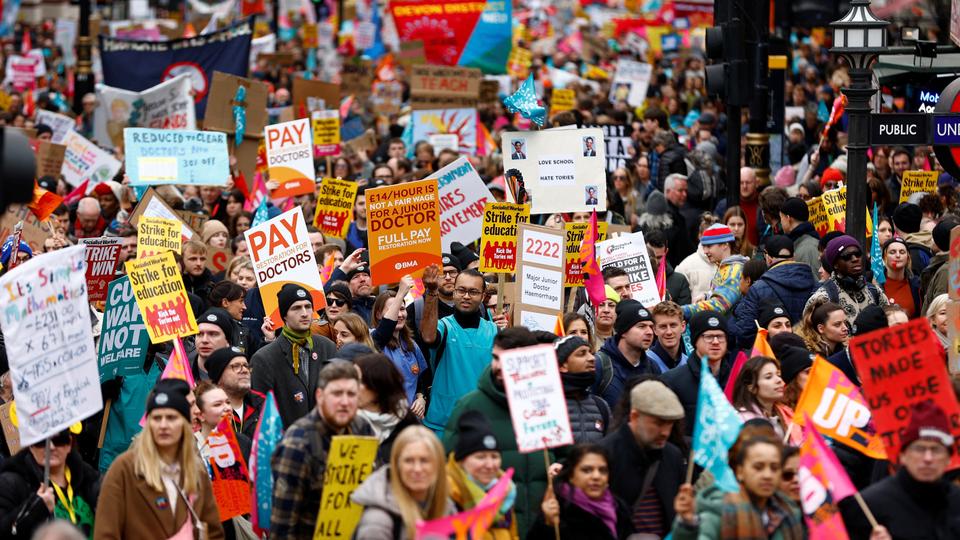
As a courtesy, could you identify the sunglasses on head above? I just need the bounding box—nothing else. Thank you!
[32,431,71,448]
[325,297,348,307]
[839,250,862,261]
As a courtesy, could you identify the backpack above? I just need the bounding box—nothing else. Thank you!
[595,350,615,397]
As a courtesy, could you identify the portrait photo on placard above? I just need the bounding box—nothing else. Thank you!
[585,185,599,205]
[510,139,527,160]
[582,136,598,157]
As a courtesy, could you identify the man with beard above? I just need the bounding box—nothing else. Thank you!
[190,308,235,381]
[204,346,263,439]
[804,235,887,324]
[594,299,661,409]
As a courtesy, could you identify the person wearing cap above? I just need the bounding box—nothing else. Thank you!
[892,202,933,274]
[778,344,814,410]
[406,252,469,342]
[323,248,375,324]
[779,196,821,279]
[445,411,518,538]
[594,299,662,408]
[680,223,748,320]
[450,242,480,271]
[841,401,960,540]
[647,301,689,372]
[598,380,685,538]
[555,335,611,449]
[758,303,793,338]
[880,237,922,318]
[0,235,32,273]
[189,307,236,382]
[731,234,816,347]
[95,382,224,539]
[204,346,263,439]
[920,218,959,315]
[662,310,735,436]
[251,283,338,428]
[345,185,369,254]
[805,234,887,324]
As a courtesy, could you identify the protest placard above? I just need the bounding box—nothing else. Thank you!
[500,344,574,453]
[849,318,960,465]
[60,130,122,190]
[94,74,196,149]
[565,222,610,287]
[29,139,66,178]
[126,251,199,343]
[78,237,122,303]
[807,197,830,237]
[372,81,403,115]
[0,245,102,446]
[204,71,269,136]
[245,207,327,326]
[550,88,576,116]
[176,211,209,237]
[341,59,374,98]
[264,118,316,198]
[416,469,515,539]
[0,402,20,455]
[124,128,230,186]
[479,203,530,273]
[610,59,652,107]
[302,23,318,48]
[206,417,251,521]
[412,109,477,156]
[311,110,341,157]
[398,40,426,69]
[292,77,340,118]
[479,80,501,104]
[817,185,873,237]
[0,205,50,253]
[410,65,482,109]
[4,54,44,91]
[949,301,960,374]
[502,128,607,214]
[596,231,661,307]
[899,170,940,203]
[313,435,378,539]
[128,188,197,241]
[427,157,491,250]
[137,216,181,258]
[98,275,149,383]
[314,177,358,239]
[599,124,634,173]
[343,130,378,155]
[206,246,234,275]
[507,47,532,79]
[366,179,442,285]
[514,224,565,331]
[35,109,75,143]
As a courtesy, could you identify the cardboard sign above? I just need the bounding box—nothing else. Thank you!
[124,128,231,186]
[849,318,960,466]
[244,207,327,326]
[410,65,482,109]
[412,108,477,156]
[207,417,251,521]
[514,224,565,331]
[479,203,530,273]
[98,275,149,383]
[341,60,374,98]
[371,81,404,115]
[0,246,102,446]
[206,246,234,275]
[479,80,500,104]
[313,436,378,539]
[137,217,182,258]
[95,74,196,150]
[426,157,491,250]
[78,237,123,303]
[610,58,652,107]
[550,88,576,116]
[367,179,442,285]
[60,131,122,190]
[0,205,51,253]
[311,110,341,157]
[35,109,75,144]
[343,130,378,155]
[204,71,270,136]
[128,188,197,241]
[29,139,67,179]
[314,178,358,240]
[176,211,210,236]
[500,344,574,453]
[0,402,21,455]
[126,251,200,344]
[596,231,661,307]
[564,222,610,287]
[264,118,316,198]
[398,40,426,69]
[292,77,340,118]
[899,170,940,203]
[502,128,607,214]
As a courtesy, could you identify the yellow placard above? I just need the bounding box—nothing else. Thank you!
[313,436,378,540]
[820,185,873,238]
[125,251,199,344]
[303,23,319,49]
[807,197,829,238]
[137,216,181,259]
[311,110,341,157]
[899,170,939,203]
[507,47,533,79]
[314,177,358,239]
[564,221,609,287]
[550,88,576,116]
[478,202,530,273]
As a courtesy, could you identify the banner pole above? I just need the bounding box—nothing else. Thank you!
[98,399,113,448]
[496,274,504,313]
[685,447,695,484]
[542,448,559,540]
[43,439,51,486]
[854,492,879,529]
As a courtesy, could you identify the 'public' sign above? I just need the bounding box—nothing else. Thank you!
[869,113,929,145]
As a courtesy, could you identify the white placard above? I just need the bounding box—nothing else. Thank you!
[519,229,564,267]
[428,134,459,153]
[519,266,563,310]
[35,109,76,144]
[597,231,661,308]
[60,130,122,190]
[94,74,196,150]
[610,59,652,108]
[0,246,102,446]
[500,344,574,453]
[427,157,493,251]
[516,310,558,332]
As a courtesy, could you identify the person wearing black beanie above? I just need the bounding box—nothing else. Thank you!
[892,202,933,274]
[779,345,815,409]
[757,303,792,337]
[594,299,660,408]
[555,335,610,448]
[191,307,237,382]
[203,346,262,438]
[921,218,960,314]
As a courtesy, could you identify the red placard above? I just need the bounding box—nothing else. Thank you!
[79,237,123,303]
[207,417,251,521]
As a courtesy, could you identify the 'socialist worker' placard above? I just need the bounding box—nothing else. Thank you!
[366,178,442,285]
[125,251,199,343]
[479,202,530,273]
[265,118,315,198]
[314,177,358,240]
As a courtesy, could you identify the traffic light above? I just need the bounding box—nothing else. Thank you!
[704,18,750,107]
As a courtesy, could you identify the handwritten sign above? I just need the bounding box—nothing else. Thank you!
[500,344,574,453]
[311,110,341,157]
[0,401,21,455]
[597,231,660,307]
[60,131,122,190]
[124,128,230,186]
[514,224,565,332]
[564,222,610,287]
[95,74,196,150]
[314,436,378,539]
[610,59,652,107]
[265,118,316,198]
[126,251,199,344]
[0,246,102,446]
[29,139,67,179]
[899,170,940,203]
[207,417,251,521]
[410,65,482,109]
[98,276,149,383]
[78,237,122,303]
[137,216,181,258]
[35,109,75,143]
[478,203,529,274]
[314,178,358,240]
[206,246,234,275]
[366,179,442,286]
[427,157,491,250]
[245,207,327,326]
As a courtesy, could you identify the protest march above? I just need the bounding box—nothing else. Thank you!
[2,0,960,539]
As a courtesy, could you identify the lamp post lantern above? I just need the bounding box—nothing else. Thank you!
[830,0,889,248]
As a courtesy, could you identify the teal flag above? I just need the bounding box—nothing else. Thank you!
[693,362,743,492]
[503,75,545,127]
[252,196,269,227]
[870,202,885,285]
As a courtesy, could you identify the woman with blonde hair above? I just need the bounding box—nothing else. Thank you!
[95,380,224,539]
[928,293,950,350]
[352,425,455,539]
[225,256,255,291]
[332,312,377,350]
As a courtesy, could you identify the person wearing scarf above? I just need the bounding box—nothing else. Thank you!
[555,336,610,457]
[445,411,518,539]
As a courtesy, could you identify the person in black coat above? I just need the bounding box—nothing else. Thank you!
[528,444,634,540]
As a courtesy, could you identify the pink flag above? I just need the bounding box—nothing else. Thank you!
[416,469,514,539]
[799,414,857,539]
[62,179,90,206]
[655,254,667,300]
[580,211,606,309]
[161,337,196,388]
[723,351,748,403]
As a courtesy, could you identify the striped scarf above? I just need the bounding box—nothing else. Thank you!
[719,490,805,540]
[281,326,312,374]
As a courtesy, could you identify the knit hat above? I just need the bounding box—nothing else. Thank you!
[450,242,479,267]
[758,303,790,329]
[325,282,353,307]
[765,235,795,258]
[198,308,236,343]
[932,219,959,252]
[554,336,590,365]
[205,346,245,384]
[689,310,727,344]
[614,299,654,339]
[852,305,887,336]
[454,410,500,461]
[441,253,462,272]
[823,235,861,268]
[820,167,844,188]
[778,345,815,385]
[277,283,313,319]
[700,223,735,246]
[774,165,796,188]
[769,331,808,358]
[93,180,123,202]
[900,400,955,453]
[645,190,668,216]
[201,219,230,244]
[146,380,192,421]
[780,197,809,222]
[0,236,31,266]
[631,380,685,420]
[346,263,370,282]
[892,203,922,234]
[604,285,621,304]
[335,343,373,362]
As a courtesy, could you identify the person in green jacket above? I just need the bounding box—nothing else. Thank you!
[443,327,547,539]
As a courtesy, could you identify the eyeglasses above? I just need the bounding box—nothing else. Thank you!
[699,333,726,343]
[455,287,484,298]
[838,250,863,261]
[326,297,348,307]
[228,362,251,373]
[32,431,71,448]
[781,470,797,481]
[443,269,460,278]
[906,443,949,457]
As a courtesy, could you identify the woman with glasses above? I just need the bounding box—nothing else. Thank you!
[0,426,100,539]
[371,277,428,418]
[778,447,800,504]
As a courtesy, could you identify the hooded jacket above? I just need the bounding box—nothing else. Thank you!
[786,221,821,279]
[681,254,748,320]
[595,336,662,410]
[353,465,456,540]
[661,354,734,437]
[902,230,934,275]
[731,260,818,348]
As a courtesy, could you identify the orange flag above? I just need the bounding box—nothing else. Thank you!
[554,312,565,337]
[750,328,775,358]
[27,183,63,222]
[794,357,886,459]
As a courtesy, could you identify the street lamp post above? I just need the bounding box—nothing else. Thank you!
[72,0,94,114]
[830,0,888,248]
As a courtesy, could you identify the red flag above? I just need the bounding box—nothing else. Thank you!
[723,350,749,403]
[750,328,775,358]
[319,252,337,284]
[580,211,606,308]
[799,414,856,540]
[62,179,89,205]
[655,253,667,300]
[821,95,847,139]
[206,416,252,521]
